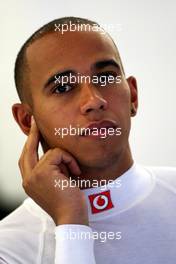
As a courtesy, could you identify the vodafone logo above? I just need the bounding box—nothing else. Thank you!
[93,195,108,210]
[88,190,114,214]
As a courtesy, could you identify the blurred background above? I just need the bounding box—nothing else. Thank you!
[0,0,175,220]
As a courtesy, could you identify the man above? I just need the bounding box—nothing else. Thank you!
[0,17,176,264]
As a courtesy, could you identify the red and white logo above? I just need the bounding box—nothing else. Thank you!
[88,190,114,214]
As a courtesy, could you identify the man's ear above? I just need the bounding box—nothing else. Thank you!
[12,103,32,136]
[126,76,138,116]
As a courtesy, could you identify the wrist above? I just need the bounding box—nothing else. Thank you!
[54,208,89,226]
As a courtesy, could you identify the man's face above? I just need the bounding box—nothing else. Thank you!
[26,29,137,168]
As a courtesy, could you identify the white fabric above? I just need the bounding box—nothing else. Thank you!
[0,163,176,263]
[55,225,96,263]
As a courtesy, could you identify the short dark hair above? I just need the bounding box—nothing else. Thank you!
[14,16,124,104]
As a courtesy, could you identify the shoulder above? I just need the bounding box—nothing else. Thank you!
[0,198,49,230]
[143,165,176,189]
[0,198,55,263]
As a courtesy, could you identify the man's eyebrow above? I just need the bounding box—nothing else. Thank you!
[44,70,76,88]
[44,59,120,88]
[92,59,121,71]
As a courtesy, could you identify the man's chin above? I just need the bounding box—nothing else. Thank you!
[77,149,120,169]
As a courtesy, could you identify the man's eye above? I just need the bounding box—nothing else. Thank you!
[52,84,72,94]
[97,72,117,80]
[99,72,117,78]
[95,71,118,86]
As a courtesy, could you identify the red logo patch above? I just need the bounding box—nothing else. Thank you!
[88,190,114,214]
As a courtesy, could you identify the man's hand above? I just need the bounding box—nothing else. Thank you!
[18,116,88,226]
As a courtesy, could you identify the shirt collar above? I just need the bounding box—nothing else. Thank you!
[81,163,155,222]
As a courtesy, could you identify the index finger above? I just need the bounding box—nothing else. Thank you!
[23,115,40,170]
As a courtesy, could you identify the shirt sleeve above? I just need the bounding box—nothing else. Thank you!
[0,257,8,264]
[55,224,96,264]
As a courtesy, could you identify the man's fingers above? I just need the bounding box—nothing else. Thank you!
[23,116,40,171]
[19,117,81,180]
[43,148,81,176]
[61,152,81,176]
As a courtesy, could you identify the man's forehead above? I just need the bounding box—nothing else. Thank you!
[26,30,120,72]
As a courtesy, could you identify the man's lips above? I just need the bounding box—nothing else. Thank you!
[80,120,118,137]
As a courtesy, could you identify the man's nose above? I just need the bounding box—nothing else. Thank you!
[80,84,108,115]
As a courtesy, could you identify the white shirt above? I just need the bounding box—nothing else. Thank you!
[0,163,176,263]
